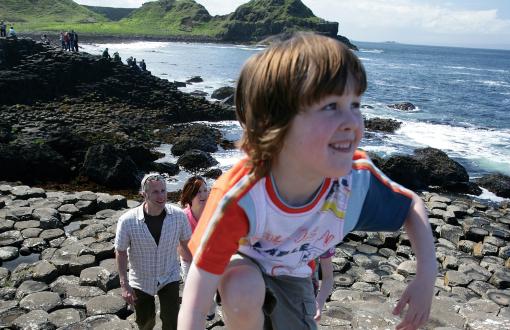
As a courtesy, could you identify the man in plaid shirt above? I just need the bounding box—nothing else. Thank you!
[115,173,192,330]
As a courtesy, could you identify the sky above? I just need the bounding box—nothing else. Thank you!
[74,0,510,50]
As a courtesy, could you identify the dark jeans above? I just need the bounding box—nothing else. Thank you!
[133,281,180,330]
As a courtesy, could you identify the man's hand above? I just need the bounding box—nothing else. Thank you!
[121,282,137,306]
[392,276,434,330]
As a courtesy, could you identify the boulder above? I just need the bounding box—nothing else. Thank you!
[211,86,235,100]
[177,149,219,172]
[387,102,416,111]
[476,173,510,198]
[413,147,469,188]
[186,76,203,83]
[380,155,429,190]
[81,144,139,189]
[364,117,402,133]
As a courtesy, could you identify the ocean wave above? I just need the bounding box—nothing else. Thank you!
[476,80,510,88]
[360,49,384,54]
[389,121,510,173]
[443,65,509,74]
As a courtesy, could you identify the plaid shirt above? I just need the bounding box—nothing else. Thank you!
[115,203,191,295]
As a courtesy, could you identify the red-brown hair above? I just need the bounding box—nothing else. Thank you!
[235,32,367,178]
[180,176,206,207]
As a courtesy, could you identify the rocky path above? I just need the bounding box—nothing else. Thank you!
[0,182,509,329]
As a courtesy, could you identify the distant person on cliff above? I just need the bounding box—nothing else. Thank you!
[59,32,65,50]
[113,51,122,63]
[69,30,75,52]
[178,32,437,330]
[41,34,50,45]
[178,176,216,321]
[7,26,16,38]
[140,59,147,71]
[102,48,111,59]
[115,173,192,330]
[63,32,70,50]
[126,56,133,66]
[72,30,78,52]
[0,22,6,37]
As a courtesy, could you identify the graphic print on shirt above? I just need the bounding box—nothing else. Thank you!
[246,177,351,276]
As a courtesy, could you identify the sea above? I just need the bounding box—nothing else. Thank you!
[80,41,510,201]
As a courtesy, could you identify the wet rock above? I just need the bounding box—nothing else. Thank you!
[186,76,203,83]
[11,309,55,330]
[413,147,469,188]
[39,229,65,241]
[80,266,119,292]
[12,186,46,200]
[81,144,139,189]
[96,193,127,211]
[0,246,19,261]
[364,117,402,133]
[177,149,219,171]
[16,280,49,299]
[476,172,510,198]
[85,294,127,317]
[0,230,23,247]
[48,308,82,328]
[0,219,14,233]
[387,102,416,111]
[211,86,235,100]
[380,155,428,190]
[490,270,510,289]
[19,291,62,312]
[151,162,180,176]
[33,208,63,229]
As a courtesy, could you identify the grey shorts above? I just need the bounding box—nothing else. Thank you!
[230,254,318,330]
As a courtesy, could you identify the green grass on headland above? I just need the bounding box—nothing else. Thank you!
[4,0,340,42]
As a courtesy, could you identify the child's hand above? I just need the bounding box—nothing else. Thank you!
[392,277,434,330]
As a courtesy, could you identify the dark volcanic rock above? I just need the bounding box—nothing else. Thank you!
[81,144,139,189]
[413,148,470,188]
[211,86,235,100]
[380,155,429,190]
[177,150,219,172]
[0,38,235,188]
[476,173,510,198]
[387,102,416,111]
[364,117,402,133]
[0,142,73,184]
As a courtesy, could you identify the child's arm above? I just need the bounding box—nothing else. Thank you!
[314,256,334,321]
[178,263,221,330]
[393,193,437,330]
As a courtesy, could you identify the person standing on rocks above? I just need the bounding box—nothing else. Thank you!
[72,30,79,52]
[178,32,437,330]
[102,47,111,59]
[7,26,16,38]
[140,59,147,71]
[0,22,6,37]
[115,173,192,330]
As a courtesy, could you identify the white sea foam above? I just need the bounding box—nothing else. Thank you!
[389,121,510,176]
[360,49,384,54]
[82,41,169,52]
[469,188,509,203]
[476,80,510,88]
[443,65,509,74]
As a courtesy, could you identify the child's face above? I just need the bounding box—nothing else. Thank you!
[277,87,364,180]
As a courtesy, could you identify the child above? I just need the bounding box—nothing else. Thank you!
[178,32,436,330]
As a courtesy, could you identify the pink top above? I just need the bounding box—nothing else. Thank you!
[184,206,198,232]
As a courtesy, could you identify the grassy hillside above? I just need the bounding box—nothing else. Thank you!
[4,0,345,42]
[221,0,338,41]
[0,0,106,24]
[84,6,135,21]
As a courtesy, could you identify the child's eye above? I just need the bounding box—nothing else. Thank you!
[323,103,337,111]
[351,102,361,110]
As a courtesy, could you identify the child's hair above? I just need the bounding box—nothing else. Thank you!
[180,176,206,207]
[235,32,367,178]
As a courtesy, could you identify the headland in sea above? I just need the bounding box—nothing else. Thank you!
[0,37,510,329]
